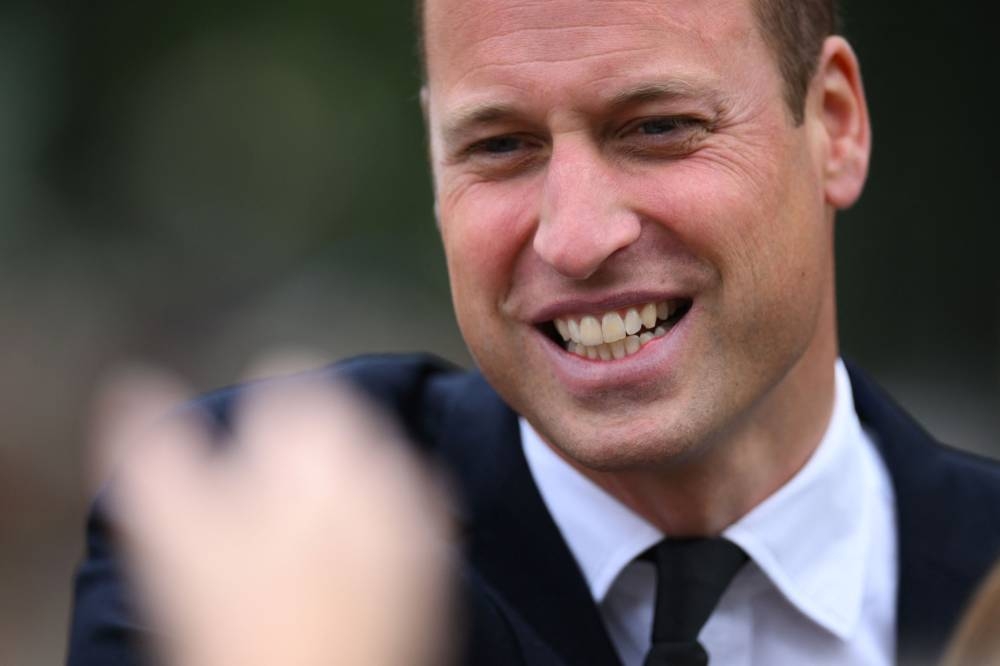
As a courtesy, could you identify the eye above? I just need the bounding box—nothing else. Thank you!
[637,118,682,134]
[616,116,708,158]
[475,135,525,154]
[454,132,546,177]
[625,116,701,137]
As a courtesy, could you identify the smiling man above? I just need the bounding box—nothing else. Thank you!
[69,1,1000,665]
[426,0,848,535]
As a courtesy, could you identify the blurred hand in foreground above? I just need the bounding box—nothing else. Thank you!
[92,365,454,666]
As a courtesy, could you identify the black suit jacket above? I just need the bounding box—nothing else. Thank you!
[67,354,1000,665]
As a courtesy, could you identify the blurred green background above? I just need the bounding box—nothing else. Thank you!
[0,1,996,662]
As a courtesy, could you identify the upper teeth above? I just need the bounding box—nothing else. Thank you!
[554,300,677,346]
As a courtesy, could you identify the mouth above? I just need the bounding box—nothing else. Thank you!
[538,298,692,360]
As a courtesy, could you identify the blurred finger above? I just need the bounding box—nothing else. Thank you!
[87,363,191,495]
[239,346,328,382]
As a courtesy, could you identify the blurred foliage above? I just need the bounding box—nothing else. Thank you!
[2,0,463,383]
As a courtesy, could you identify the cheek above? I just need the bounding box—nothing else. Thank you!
[626,147,826,324]
[438,178,539,321]
[626,161,782,272]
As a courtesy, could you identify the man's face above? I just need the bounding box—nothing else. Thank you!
[423,0,837,470]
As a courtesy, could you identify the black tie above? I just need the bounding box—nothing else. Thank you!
[642,537,748,666]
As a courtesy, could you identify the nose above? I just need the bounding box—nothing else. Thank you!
[533,139,641,280]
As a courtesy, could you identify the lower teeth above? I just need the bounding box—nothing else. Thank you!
[567,324,668,359]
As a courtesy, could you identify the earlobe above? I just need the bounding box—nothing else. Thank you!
[812,36,872,209]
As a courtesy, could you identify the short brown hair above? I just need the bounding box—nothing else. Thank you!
[754,0,840,123]
[414,0,840,125]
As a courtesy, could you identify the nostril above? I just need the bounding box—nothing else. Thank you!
[534,210,643,280]
[532,243,601,281]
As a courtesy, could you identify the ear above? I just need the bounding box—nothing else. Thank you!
[418,86,443,229]
[419,85,431,123]
[808,36,872,209]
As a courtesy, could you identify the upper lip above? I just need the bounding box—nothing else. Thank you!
[526,290,692,324]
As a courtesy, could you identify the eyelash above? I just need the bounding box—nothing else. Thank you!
[464,134,537,157]
[620,116,703,138]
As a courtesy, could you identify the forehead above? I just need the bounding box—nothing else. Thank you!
[424,0,761,99]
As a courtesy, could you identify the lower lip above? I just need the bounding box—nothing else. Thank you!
[533,309,694,395]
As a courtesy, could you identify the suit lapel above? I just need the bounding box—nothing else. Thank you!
[847,362,986,665]
[428,362,992,665]
[433,372,624,666]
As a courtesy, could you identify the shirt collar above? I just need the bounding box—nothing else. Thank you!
[520,416,662,602]
[520,359,877,640]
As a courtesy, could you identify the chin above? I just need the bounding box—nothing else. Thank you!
[531,411,706,474]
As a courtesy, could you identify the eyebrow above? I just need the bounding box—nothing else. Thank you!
[606,80,729,114]
[441,103,524,148]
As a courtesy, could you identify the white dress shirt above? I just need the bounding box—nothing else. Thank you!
[520,360,898,665]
